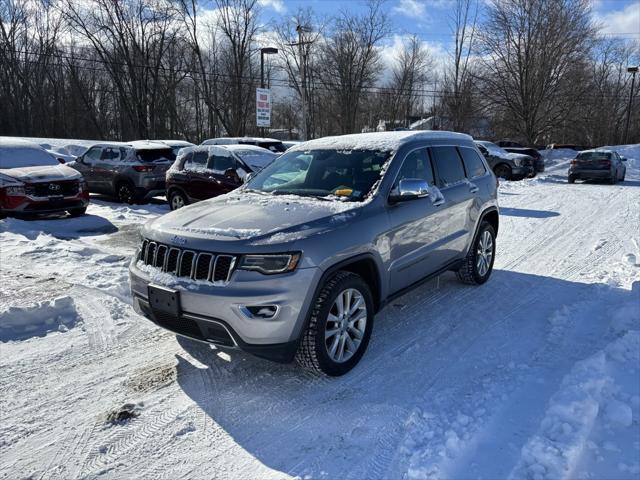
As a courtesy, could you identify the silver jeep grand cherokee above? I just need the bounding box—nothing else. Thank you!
[129,131,499,376]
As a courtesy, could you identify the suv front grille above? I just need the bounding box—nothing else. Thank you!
[139,239,236,284]
[25,180,79,197]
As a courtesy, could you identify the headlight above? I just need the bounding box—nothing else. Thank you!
[79,180,88,192]
[512,158,522,166]
[238,253,301,274]
[5,186,25,196]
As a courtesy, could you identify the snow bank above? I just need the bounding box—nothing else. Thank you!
[0,296,80,342]
[602,144,640,169]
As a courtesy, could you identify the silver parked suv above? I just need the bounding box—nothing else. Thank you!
[129,131,499,375]
[72,141,174,203]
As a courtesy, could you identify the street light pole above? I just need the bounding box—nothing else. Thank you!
[296,25,312,141]
[624,66,638,145]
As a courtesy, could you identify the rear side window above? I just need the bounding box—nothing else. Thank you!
[432,146,466,186]
[101,147,121,161]
[85,147,102,161]
[458,147,486,178]
[184,151,208,170]
[209,155,236,172]
[395,148,435,186]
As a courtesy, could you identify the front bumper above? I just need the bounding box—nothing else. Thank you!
[512,166,534,178]
[129,259,322,362]
[0,194,89,215]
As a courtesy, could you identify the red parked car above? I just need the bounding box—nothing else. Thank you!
[0,139,89,218]
[166,144,278,210]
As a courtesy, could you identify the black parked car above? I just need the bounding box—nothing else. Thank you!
[568,150,626,184]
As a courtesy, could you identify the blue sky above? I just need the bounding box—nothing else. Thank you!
[256,0,640,54]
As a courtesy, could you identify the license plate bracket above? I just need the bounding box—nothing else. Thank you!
[148,285,181,316]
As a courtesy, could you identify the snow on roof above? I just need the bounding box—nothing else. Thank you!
[155,140,195,147]
[578,148,614,154]
[177,145,234,157]
[127,140,174,150]
[0,137,45,149]
[290,131,473,153]
[222,144,276,154]
[202,137,283,145]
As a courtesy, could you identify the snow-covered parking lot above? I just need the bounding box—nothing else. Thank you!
[1,149,639,480]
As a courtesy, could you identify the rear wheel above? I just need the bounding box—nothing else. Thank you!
[568,175,576,184]
[457,222,496,285]
[494,164,512,180]
[67,207,87,217]
[609,173,617,185]
[296,271,374,376]
[116,182,137,204]
[169,190,188,210]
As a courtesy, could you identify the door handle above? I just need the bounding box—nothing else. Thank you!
[469,184,479,194]
[433,198,445,207]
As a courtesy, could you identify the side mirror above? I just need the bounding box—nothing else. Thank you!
[57,157,66,164]
[224,168,241,183]
[620,156,627,162]
[389,178,430,203]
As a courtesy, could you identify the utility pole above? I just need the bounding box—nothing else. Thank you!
[259,47,278,137]
[624,66,638,145]
[295,25,312,141]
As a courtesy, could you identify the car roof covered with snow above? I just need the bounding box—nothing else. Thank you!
[0,138,58,169]
[290,131,474,153]
[153,140,195,148]
[201,136,284,145]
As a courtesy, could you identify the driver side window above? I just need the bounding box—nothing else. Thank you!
[395,148,435,187]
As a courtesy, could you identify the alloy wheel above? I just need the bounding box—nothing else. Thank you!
[476,230,494,277]
[324,288,367,363]
[171,194,185,210]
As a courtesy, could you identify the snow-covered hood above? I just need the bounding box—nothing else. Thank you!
[506,152,531,161]
[144,191,364,247]
[0,165,82,183]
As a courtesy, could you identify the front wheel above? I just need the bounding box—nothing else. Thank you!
[67,207,87,217]
[457,222,496,285]
[494,164,512,181]
[296,271,374,376]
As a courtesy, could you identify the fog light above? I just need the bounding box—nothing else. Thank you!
[240,305,279,319]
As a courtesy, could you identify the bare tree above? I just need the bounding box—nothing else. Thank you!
[477,0,596,144]
[441,0,479,132]
[319,0,390,134]
[384,36,433,127]
[215,0,259,136]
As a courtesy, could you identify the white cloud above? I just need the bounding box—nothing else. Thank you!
[377,35,449,83]
[594,2,640,36]
[258,0,286,14]
[393,0,426,17]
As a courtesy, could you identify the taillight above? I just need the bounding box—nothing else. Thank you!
[133,165,155,172]
[571,160,578,166]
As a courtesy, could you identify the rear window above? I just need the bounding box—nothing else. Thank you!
[257,142,286,153]
[432,146,466,185]
[577,152,611,161]
[0,146,57,169]
[459,147,487,178]
[136,148,175,162]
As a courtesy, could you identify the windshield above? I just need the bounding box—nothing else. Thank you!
[136,148,175,162]
[246,148,391,201]
[0,146,57,169]
[477,141,507,156]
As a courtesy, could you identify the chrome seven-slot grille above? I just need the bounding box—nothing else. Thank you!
[139,239,236,283]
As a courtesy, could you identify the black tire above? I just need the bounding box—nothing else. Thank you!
[116,182,138,204]
[457,222,496,285]
[296,271,374,376]
[494,164,512,181]
[67,207,87,217]
[609,174,617,185]
[568,175,576,184]
[169,190,188,210]
[621,171,626,181]
[0,211,6,220]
